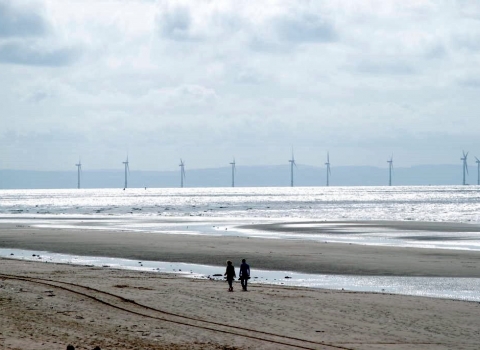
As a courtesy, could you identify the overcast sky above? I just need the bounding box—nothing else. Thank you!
[1,0,480,171]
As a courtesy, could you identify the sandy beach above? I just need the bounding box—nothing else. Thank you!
[1,221,480,349]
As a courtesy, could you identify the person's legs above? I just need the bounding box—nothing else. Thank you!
[241,278,247,291]
[228,279,233,291]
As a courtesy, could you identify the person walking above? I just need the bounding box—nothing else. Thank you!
[239,258,250,291]
[224,260,236,292]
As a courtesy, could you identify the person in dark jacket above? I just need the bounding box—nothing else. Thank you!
[224,260,236,292]
[239,258,250,291]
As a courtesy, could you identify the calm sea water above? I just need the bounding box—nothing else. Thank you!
[1,186,480,222]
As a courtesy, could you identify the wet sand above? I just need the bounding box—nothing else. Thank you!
[0,222,480,277]
[244,220,480,233]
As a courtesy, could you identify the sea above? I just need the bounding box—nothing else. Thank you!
[1,185,480,301]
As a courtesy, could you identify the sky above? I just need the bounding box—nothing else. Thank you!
[1,0,480,171]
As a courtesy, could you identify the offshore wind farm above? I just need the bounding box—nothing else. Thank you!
[388,155,394,186]
[75,159,82,189]
[229,158,236,188]
[1,150,479,189]
[179,159,186,188]
[461,151,469,186]
[476,157,480,186]
[288,149,297,187]
[122,156,130,189]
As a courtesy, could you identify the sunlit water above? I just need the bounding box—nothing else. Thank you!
[1,186,480,222]
[1,186,480,301]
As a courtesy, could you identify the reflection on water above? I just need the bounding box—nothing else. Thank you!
[2,248,479,302]
[1,186,480,223]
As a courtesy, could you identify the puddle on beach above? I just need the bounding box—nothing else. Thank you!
[1,248,479,303]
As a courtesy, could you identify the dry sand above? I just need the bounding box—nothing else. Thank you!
[1,221,480,349]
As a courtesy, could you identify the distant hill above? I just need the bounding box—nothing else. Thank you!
[0,164,471,189]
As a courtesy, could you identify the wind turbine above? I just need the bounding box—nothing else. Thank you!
[325,152,331,186]
[387,155,393,186]
[230,158,236,187]
[122,156,129,189]
[461,151,468,185]
[476,157,480,186]
[75,158,82,189]
[289,148,296,187]
[179,159,186,188]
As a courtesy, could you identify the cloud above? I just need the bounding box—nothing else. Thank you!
[0,1,80,67]
[274,13,336,43]
[0,41,77,66]
[354,59,417,75]
[158,5,194,41]
[171,84,217,100]
[249,8,337,52]
[3,0,480,170]
[155,2,244,43]
[458,77,480,88]
[0,1,48,37]
[155,2,337,50]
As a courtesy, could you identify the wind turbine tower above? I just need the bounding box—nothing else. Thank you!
[179,159,186,188]
[325,152,331,186]
[230,158,236,187]
[289,149,296,187]
[476,157,480,186]
[122,156,129,189]
[387,155,393,186]
[461,151,469,185]
[75,158,82,189]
